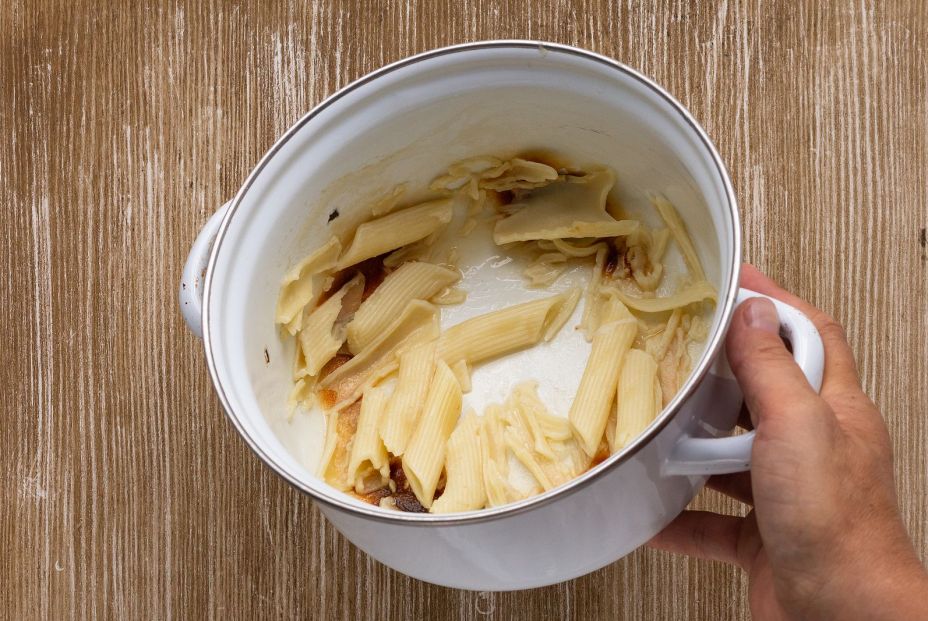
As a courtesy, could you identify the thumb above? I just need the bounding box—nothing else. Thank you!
[726,297,823,427]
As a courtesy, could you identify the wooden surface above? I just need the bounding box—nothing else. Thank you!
[4,1,927,618]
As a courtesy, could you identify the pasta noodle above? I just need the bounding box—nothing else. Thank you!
[605,280,717,314]
[298,274,363,377]
[494,170,639,244]
[402,360,463,508]
[347,385,392,494]
[336,199,454,269]
[614,349,661,449]
[319,300,439,403]
[379,341,437,456]
[346,262,459,353]
[652,195,706,281]
[437,290,580,367]
[276,236,342,334]
[430,412,486,513]
[569,297,638,456]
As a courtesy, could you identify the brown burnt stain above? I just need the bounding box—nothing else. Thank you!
[318,389,338,410]
[263,348,270,365]
[355,486,392,506]
[603,242,621,275]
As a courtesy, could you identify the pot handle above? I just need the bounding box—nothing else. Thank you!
[663,288,824,476]
[179,201,232,338]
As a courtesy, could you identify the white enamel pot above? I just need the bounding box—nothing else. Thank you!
[179,41,824,591]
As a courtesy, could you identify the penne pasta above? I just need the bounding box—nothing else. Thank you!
[336,199,454,269]
[614,349,660,449]
[437,290,580,367]
[651,195,706,281]
[430,412,486,513]
[494,170,639,244]
[319,300,439,403]
[348,385,392,494]
[346,262,459,353]
[402,360,463,508]
[379,341,437,456]
[605,280,717,314]
[298,274,363,377]
[276,236,342,334]
[317,400,362,490]
[569,297,639,456]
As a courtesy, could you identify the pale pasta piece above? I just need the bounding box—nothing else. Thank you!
[430,413,486,513]
[379,341,437,456]
[430,286,468,305]
[523,251,569,287]
[449,359,472,393]
[481,405,517,507]
[276,236,341,333]
[480,158,559,191]
[402,361,463,508]
[652,195,706,281]
[579,247,608,339]
[553,238,607,257]
[605,404,618,454]
[348,385,391,494]
[317,401,362,490]
[569,297,639,456]
[336,199,454,269]
[319,300,439,403]
[287,376,315,420]
[437,290,580,367]
[653,308,683,360]
[298,274,363,376]
[346,262,459,353]
[614,349,661,449]
[494,170,639,244]
[369,184,407,217]
[606,280,717,314]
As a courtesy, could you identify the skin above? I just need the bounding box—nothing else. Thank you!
[648,264,928,620]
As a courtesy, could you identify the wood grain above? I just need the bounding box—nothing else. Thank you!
[3,1,926,619]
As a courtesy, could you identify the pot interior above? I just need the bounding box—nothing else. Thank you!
[204,43,738,515]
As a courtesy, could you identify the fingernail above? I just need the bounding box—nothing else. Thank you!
[744,298,780,333]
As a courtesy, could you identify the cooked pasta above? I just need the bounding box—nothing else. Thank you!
[336,199,454,269]
[347,262,459,353]
[437,290,580,367]
[614,349,661,449]
[402,360,463,508]
[348,385,392,494]
[298,274,363,377]
[279,152,718,514]
[430,413,486,513]
[379,341,437,456]
[569,297,639,456]
[276,236,342,334]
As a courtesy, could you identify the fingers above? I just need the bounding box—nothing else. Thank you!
[708,472,754,504]
[647,511,744,566]
[726,296,826,428]
[739,264,862,397]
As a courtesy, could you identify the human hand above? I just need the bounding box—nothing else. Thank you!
[648,264,928,620]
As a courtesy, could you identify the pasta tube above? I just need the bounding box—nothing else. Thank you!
[430,413,486,513]
[437,290,580,367]
[402,361,463,508]
[379,341,437,456]
[347,386,391,494]
[276,236,341,333]
[569,297,638,456]
[336,199,453,269]
[347,262,459,353]
[614,349,661,449]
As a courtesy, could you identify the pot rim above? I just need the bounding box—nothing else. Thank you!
[202,39,742,525]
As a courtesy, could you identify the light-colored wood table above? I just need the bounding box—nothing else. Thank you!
[4,1,926,618]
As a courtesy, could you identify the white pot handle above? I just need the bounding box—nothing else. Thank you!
[179,202,232,338]
[663,287,825,476]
